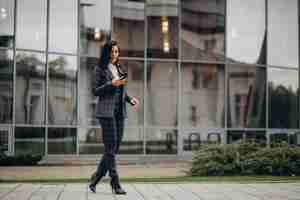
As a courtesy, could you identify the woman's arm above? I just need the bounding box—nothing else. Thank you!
[92,66,115,96]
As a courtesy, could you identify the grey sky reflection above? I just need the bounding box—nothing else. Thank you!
[268,0,298,68]
[269,68,298,92]
[227,0,265,64]
[0,0,14,36]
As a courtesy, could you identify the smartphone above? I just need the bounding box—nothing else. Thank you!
[119,72,127,80]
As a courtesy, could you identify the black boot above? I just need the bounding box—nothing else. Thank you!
[110,176,126,195]
[89,172,102,193]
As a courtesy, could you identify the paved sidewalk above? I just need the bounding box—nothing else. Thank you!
[0,183,300,200]
[0,162,188,181]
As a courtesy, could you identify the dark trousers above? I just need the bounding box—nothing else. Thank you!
[95,116,124,181]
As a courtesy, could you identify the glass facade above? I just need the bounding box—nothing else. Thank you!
[0,0,300,157]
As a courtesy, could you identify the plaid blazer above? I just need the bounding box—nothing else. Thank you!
[92,65,132,118]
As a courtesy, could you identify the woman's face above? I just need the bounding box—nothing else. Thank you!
[110,45,119,64]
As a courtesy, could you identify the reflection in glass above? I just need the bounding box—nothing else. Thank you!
[147,0,178,58]
[0,0,14,48]
[227,130,266,145]
[121,60,144,126]
[79,128,102,154]
[15,127,45,155]
[268,0,298,68]
[182,129,225,151]
[79,127,143,154]
[227,65,266,128]
[0,127,10,154]
[48,128,76,154]
[79,57,99,125]
[146,128,177,154]
[48,55,77,125]
[16,52,46,124]
[269,130,300,147]
[16,0,47,51]
[268,68,298,128]
[181,63,224,128]
[147,61,177,126]
[0,50,13,123]
[49,0,77,53]
[113,0,145,57]
[181,0,225,61]
[80,0,111,57]
[227,0,266,64]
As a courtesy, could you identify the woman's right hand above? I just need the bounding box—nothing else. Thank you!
[112,79,127,86]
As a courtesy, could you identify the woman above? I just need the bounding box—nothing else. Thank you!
[89,40,139,195]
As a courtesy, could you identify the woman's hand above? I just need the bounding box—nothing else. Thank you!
[130,97,140,111]
[112,78,127,86]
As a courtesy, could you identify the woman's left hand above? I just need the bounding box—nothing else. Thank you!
[130,97,140,111]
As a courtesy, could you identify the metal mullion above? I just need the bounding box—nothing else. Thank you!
[76,0,80,155]
[298,0,300,129]
[45,0,50,156]
[46,51,77,57]
[224,0,228,145]
[146,58,179,63]
[11,0,18,156]
[143,1,147,155]
[119,57,145,61]
[15,48,46,54]
[175,0,181,156]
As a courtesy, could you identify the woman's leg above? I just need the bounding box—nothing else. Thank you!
[108,117,126,194]
[90,117,117,188]
[108,118,124,178]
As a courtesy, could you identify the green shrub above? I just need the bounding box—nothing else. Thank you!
[0,154,42,166]
[189,142,300,176]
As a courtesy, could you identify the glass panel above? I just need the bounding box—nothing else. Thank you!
[79,128,102,154]
[80,0,111,57]
[181,0,225,62]
[227,130,266,145]
[227,0,266,64]
[48,55,77,125]
[146,0,178,58]
[15,127,45,155]
[268,68,298,128]
[113,0,145,57]
[0,0,14,48]
[16,0,47,51]
[290,130,300,147]
[147,61,178,127]
[48,128,76,154]
[49,0,77,54]
[268,130,293,147]
[181,63,224,128]
[79,127,143,154]
[121,60,144,126]
[0,127,10,154]
[268,0,298,68]
[79,57,99,125]
[146,128,177,154]
[16,51,46,125]
[182,129,225,151]
[227,65,266,128]
[0,50,13,123]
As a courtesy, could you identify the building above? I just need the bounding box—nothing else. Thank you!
[0,0,300,161]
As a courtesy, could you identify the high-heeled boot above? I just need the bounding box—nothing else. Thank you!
[89,172,102,193]
[110,176,126,195]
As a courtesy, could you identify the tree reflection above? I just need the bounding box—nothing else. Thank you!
[269,83,298,128]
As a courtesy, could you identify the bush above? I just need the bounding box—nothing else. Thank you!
[0,154,42,166]
[189,142,300,176]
